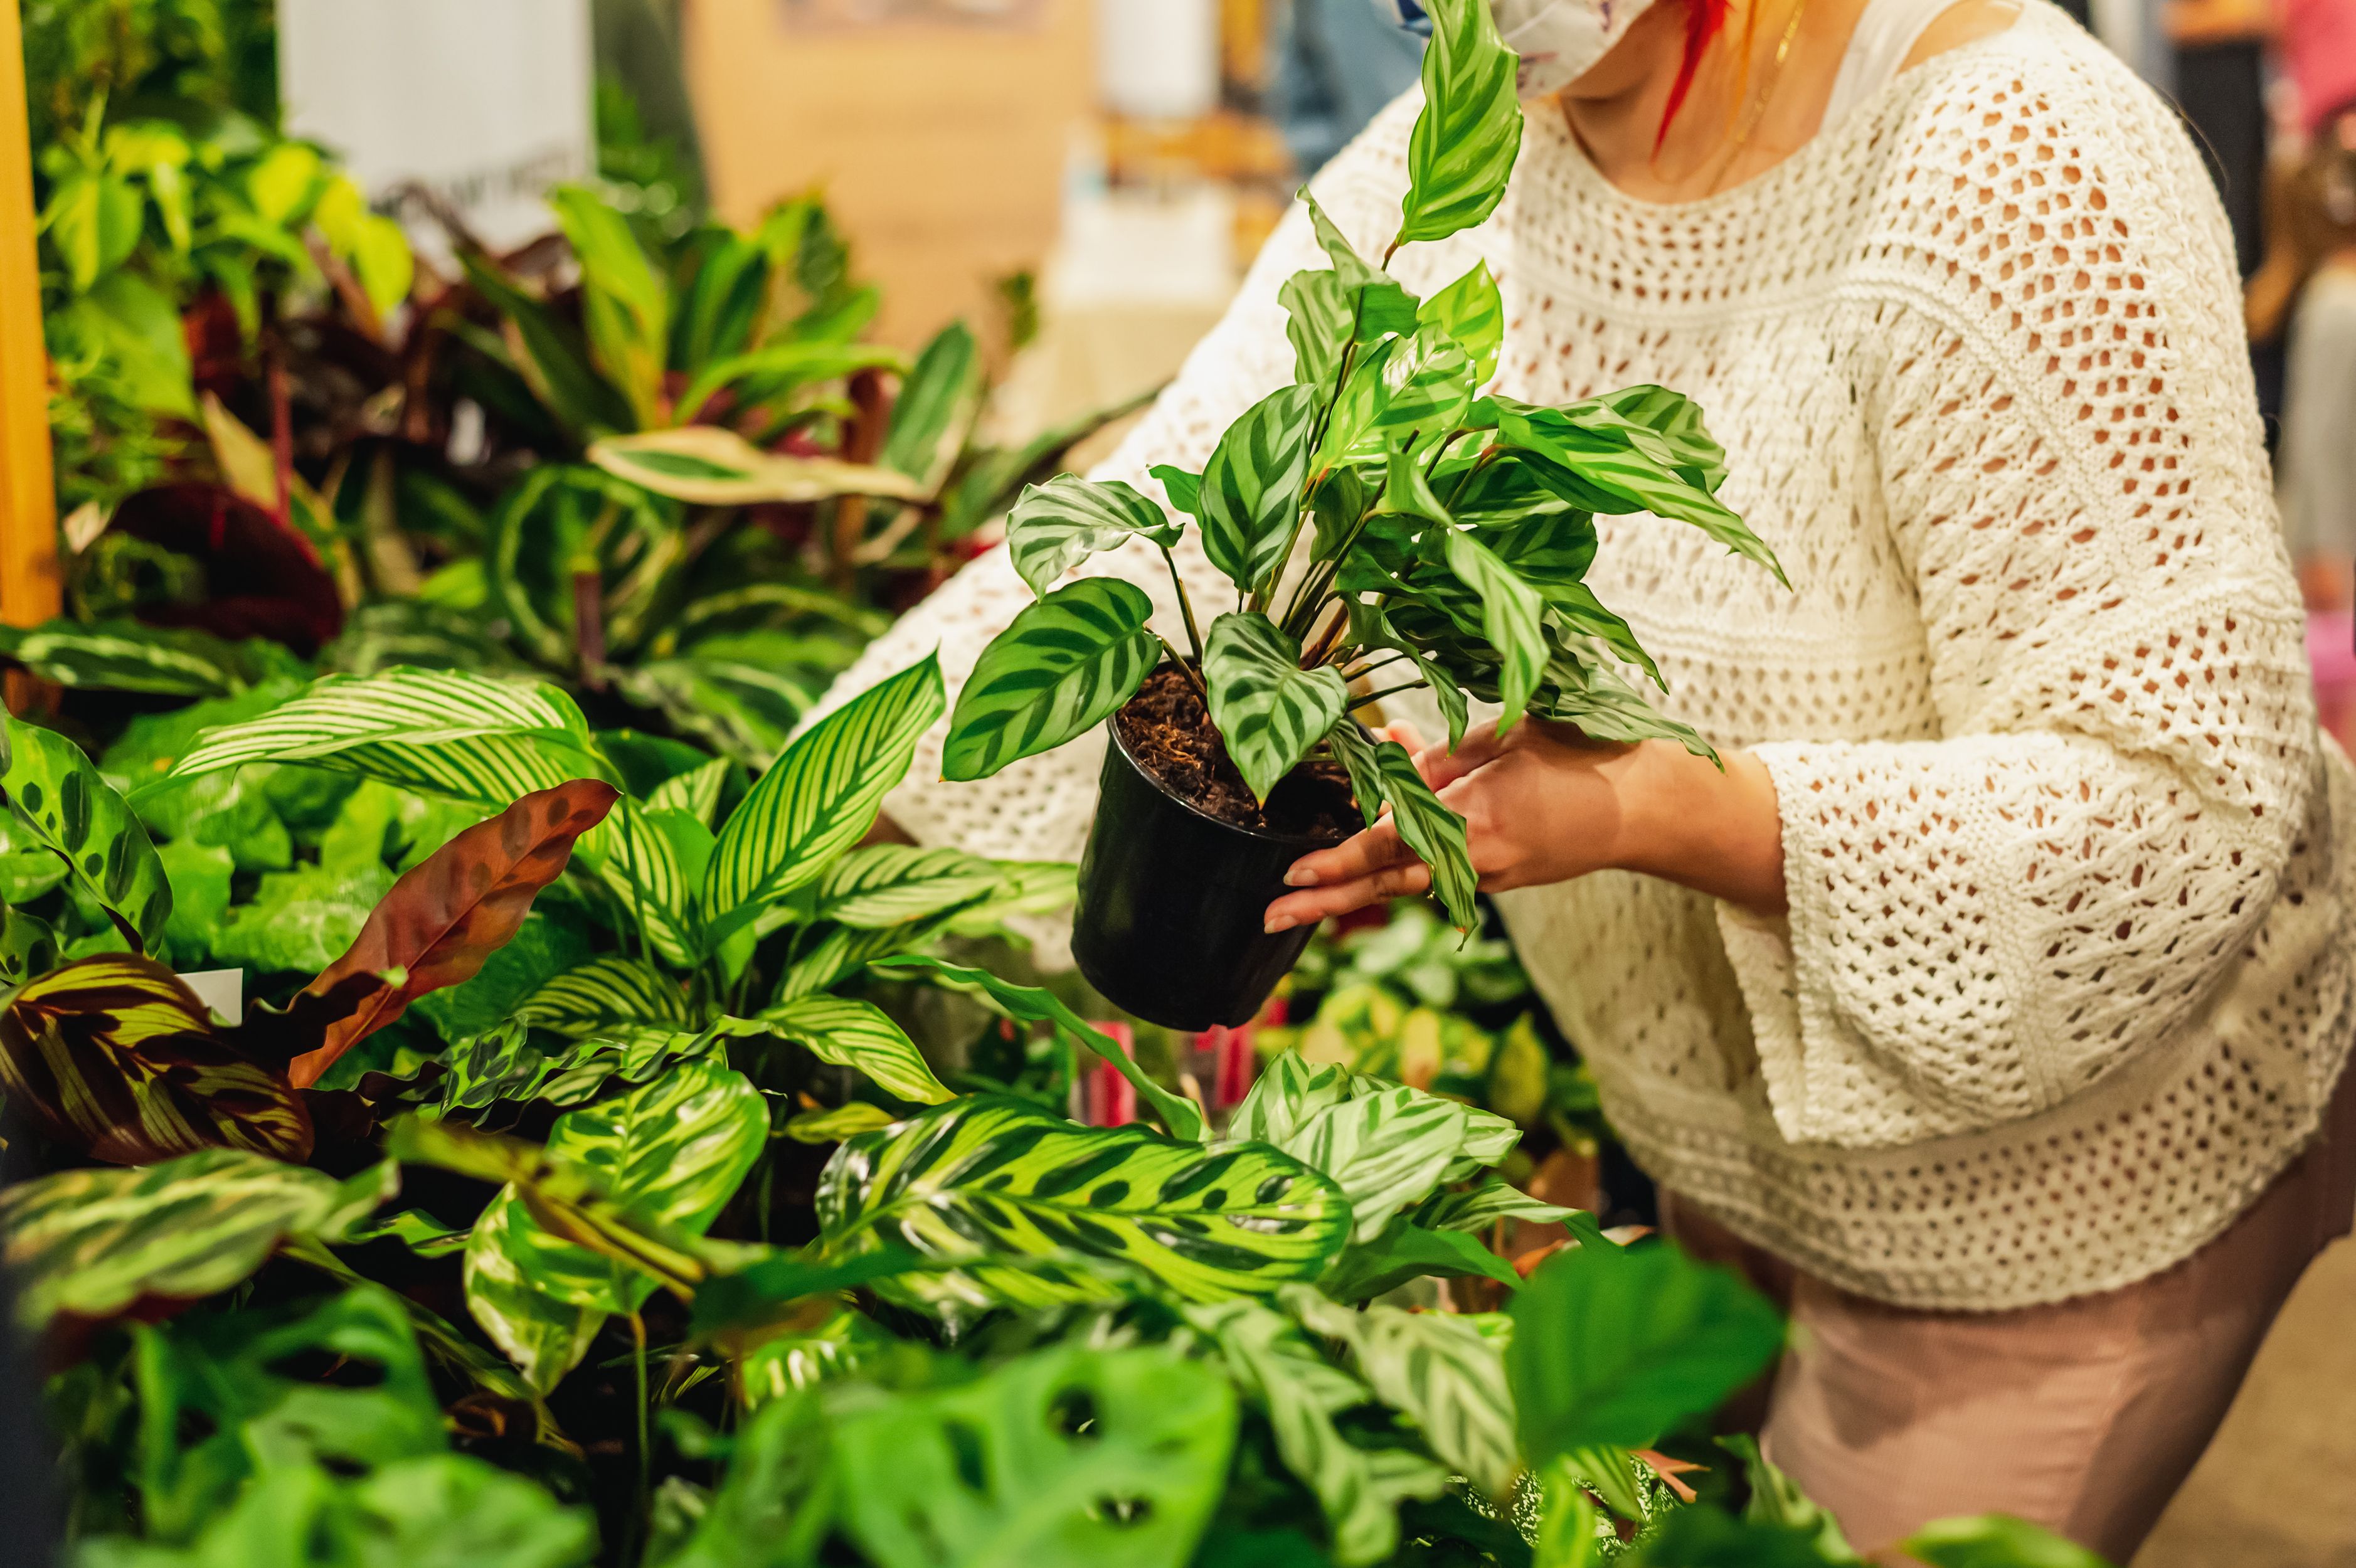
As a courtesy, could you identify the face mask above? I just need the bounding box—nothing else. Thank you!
[1370,0,1660,98]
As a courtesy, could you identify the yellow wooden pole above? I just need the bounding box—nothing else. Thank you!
[0,0,58,671]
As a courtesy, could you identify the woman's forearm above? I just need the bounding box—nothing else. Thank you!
[1613,740,1788,915]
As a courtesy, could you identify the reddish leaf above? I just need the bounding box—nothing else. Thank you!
[284,780,620,1088]
[0,955,312,1165]
[111,482,344,654]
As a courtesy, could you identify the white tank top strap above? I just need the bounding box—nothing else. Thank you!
[1821,0,1963,131]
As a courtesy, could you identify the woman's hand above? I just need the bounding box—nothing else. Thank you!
[1264,720,1787,932]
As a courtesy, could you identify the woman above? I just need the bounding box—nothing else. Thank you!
[824,0,2356,1554]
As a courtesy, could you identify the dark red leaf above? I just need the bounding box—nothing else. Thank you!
[111,482,344,654]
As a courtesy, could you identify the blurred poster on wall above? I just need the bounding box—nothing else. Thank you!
[780,0,1044,29]
[279,0,595,254]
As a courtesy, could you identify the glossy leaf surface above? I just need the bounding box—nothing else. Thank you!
[940,580,1157,782]
[1004,475,1182,599]
[1202,614,1348,802]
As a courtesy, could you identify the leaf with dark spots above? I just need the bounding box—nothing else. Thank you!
[274,781,621,1089]
[1,715,172,953]
[0,955,312,1165]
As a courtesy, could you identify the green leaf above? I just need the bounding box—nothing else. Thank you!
[1200,384,1322,598]
[590,425,931,506]
[1509,1238,1785,1458]
[1541,649,1716,760]
[460,250,635,438]
[879,320,984,490]
[1187,1298,1447,1566]
[413,909,593,1042]
[1438,526,1547,724]
[1150,464,1202,517]
[589,800,705,967]
[1303,194,1421,335]
[1416,1177,1579,1232]
[1321,1219,1522,1302]
[1398,0,1524,246]
[813,844,1002,928]
[0,620,300,699]
[674,340,903,426]
[871,955,1206,1140]
[209,861,393,975]
[0,1150,385,1330]
[757,994,954,1104]
[1420,262,1505,383]
[703,654,945,946]
[836,1345,1236,1568]
[816,1093,1347,1313]
[1285,1285,1519,1498]
[1202,614,1349,802]
[1004,475,1182,598]
[657,1389,835,1568]
[517,955,691,1032]
[1281,268,1354,385]
[1325,724,1477,930]
[1367,327,1475,452]
[0,955,312,1164]
[941,580,1157,782]
[1717,1435,1860,1561]
[550,185,671,429]
[784,1101,898,1143]
[1623,1505,1856,1567]
[42,169,142,292]
[647,756,732,825]
[1900,1517,2114,1568]
[3,713,172,950]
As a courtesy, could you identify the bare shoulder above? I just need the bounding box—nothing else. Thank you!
[1901,0,2025,69]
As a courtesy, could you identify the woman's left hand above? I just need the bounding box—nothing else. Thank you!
[1263,719,1788,933]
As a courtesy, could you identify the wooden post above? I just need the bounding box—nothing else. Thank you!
[0,0,58,689]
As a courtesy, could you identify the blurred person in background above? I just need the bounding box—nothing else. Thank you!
[1270,0,1426,176]
[824,0,2356,1554]
[2257,110,2356,607]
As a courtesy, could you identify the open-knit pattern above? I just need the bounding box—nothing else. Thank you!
[822,7,2355,1310]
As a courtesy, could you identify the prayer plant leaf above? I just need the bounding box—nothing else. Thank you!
[1416,1177,1581,1232]
[1419,262,1505,383]
[549,184,671,429]
[1004,475,1182,599]
[1,714,171,951]
[1150,464,1202,517]
[870,955,1205,1140]
[1285,1285,1520,1499]
[1327,724,1478,930]
[1281,267,1354,386]
[590,426,933,507]
[1398,0,1524,247]
[0,1150,385,1330]
[1509,1237,1785,1458]
[1440,526,1547,726]
[1202,614,1350,802]
[756,994,955,1104]
[834,1345,1236,1568]
[1541,650,1717,761]
[672,339,904,427]
[940,579,1157,783]
[0,955,312,1165]
[815,1093,1348,1313]
[1302,193,1422,336]
[813,843,1002,928]
[704,653,945,946]
[879,319,984,491]
[268,780,619,1089]
[1199,384,1323,598]
[645,755,731,825]
[585,800,706,967]
[516,955,692,1032]
[459,251,635,437]
[1321,1219,1522,1302]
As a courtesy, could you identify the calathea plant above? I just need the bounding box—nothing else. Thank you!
[938,0,1781,1023]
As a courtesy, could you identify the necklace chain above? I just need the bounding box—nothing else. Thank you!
[1724,0,1812,163]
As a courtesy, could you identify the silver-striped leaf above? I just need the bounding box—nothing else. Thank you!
[940,579,1157,783]
[756,994,953,1104]
[702,654,943,947]
[1326,724,1477,930]
[1201,614,1348,802]
[1398,0,1522,246]
[517,956,692,1033]
[1285,1285,1519,1498]
[1199,384,1321,598]
[1439,527,1546,727]
[1419,261,1504,383]
[1003,475,1182,599]
[812,844,1002,928]
[816,1094,1349,1313]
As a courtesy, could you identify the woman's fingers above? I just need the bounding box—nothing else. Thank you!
[1265,858,1433,931]
[1281,820,1414,891]
[1416,721,1508,790]
[1379,720,1428,755]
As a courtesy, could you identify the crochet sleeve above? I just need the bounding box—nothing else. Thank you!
[810,95,1440,864]
[1714,68,2322,1149]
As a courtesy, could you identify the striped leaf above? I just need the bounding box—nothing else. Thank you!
[1327,724,1477,930]
[1398,0,1522,246]
[647,756,731,827]
[1365,327,1475,455]
[1415,1177,1579,1233]
[517,956,691,1033]
[814,843,1002,928]
[275,781,620,1089]
[2,713,171,951]
[1573,384,1730,494]
[0,955,311,1164]
[1200,384,1322,598]
[703,654,944,946]
[1228,1054,1516,1241]
[773,916,955,1004]
[0,620,296,699]
[1280,268,1352,386]
[1544,579,1664,689]
[461,1192,605,1393]
[816,1094,1350,1313]
[758,995,953,1104]
[1202,615,1348,802]
[941,579,1157,783]
[591,426,930,507]
[590,800,705,967]
[1440,526,1546,725]
[673,340,904,427]
[160,667,615,805]
[0,1150,386,1330]
[873,955,1206,1141]
[783,1102,897,1144]
[550,185,671,428]
[1303,194,1422,340]
[1419,262,1504,383]
[879,320,984,491]
[1541,649,1714,760]
[1003,475,1182,598]
[428,1017,722,1113]
[1286,1285,1518,1498]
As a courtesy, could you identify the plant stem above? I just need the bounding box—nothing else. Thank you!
[1159,635,1209,701]
[1160,546,1206,665]
[1348,681,1425,712]
[629,1310,652,1561]
[1339,650,1413,684]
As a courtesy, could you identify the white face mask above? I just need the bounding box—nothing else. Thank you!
[1370,0,1660,98]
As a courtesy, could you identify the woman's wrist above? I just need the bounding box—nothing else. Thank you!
[1610,739,1788,915]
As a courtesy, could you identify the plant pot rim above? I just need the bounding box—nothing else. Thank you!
[1105,702,1350,850]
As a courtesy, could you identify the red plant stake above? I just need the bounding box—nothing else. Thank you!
[1084,1021,1138,1128]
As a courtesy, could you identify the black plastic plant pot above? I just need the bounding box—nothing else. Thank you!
[1072,717,1339,1033]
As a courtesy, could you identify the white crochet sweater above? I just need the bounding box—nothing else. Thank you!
[824,6,2356,1310]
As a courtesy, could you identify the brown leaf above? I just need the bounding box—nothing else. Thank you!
[284,780,619,1088]
[0,955,312,1164]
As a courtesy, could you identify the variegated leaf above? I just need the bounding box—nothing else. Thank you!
[813,844,1002,928]
[589,800,705,967]
[1003,475,1182,599]
[1286,1285,1519,1498]
[1419,261,1504,383]
[517,956,692,1033]
[940,579,1157,782]
[756,994,953,1104]
[2,714,171,951]
[589,426,931,506]
[1202,614,1348,802]
[1199,384,1321,598]
[1398,0,1522,246]
[703,654,943,946]
[646,756,731,827]
[1415,1177,1579,1232]
[1440,526,1546,726]
[1326,723,1477,930]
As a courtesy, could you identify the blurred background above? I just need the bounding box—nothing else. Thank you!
[11,2,2356,1562]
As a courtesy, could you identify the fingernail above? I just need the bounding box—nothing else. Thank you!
[1284,866,1317,887]
[1265,914,1296,934]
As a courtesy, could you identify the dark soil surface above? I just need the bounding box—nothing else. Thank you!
[1116,665,1361,842]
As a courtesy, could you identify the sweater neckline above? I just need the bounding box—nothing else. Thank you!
[1524,3,2038,221]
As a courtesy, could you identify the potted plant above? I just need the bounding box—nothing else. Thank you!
[939,0,1784,1030]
